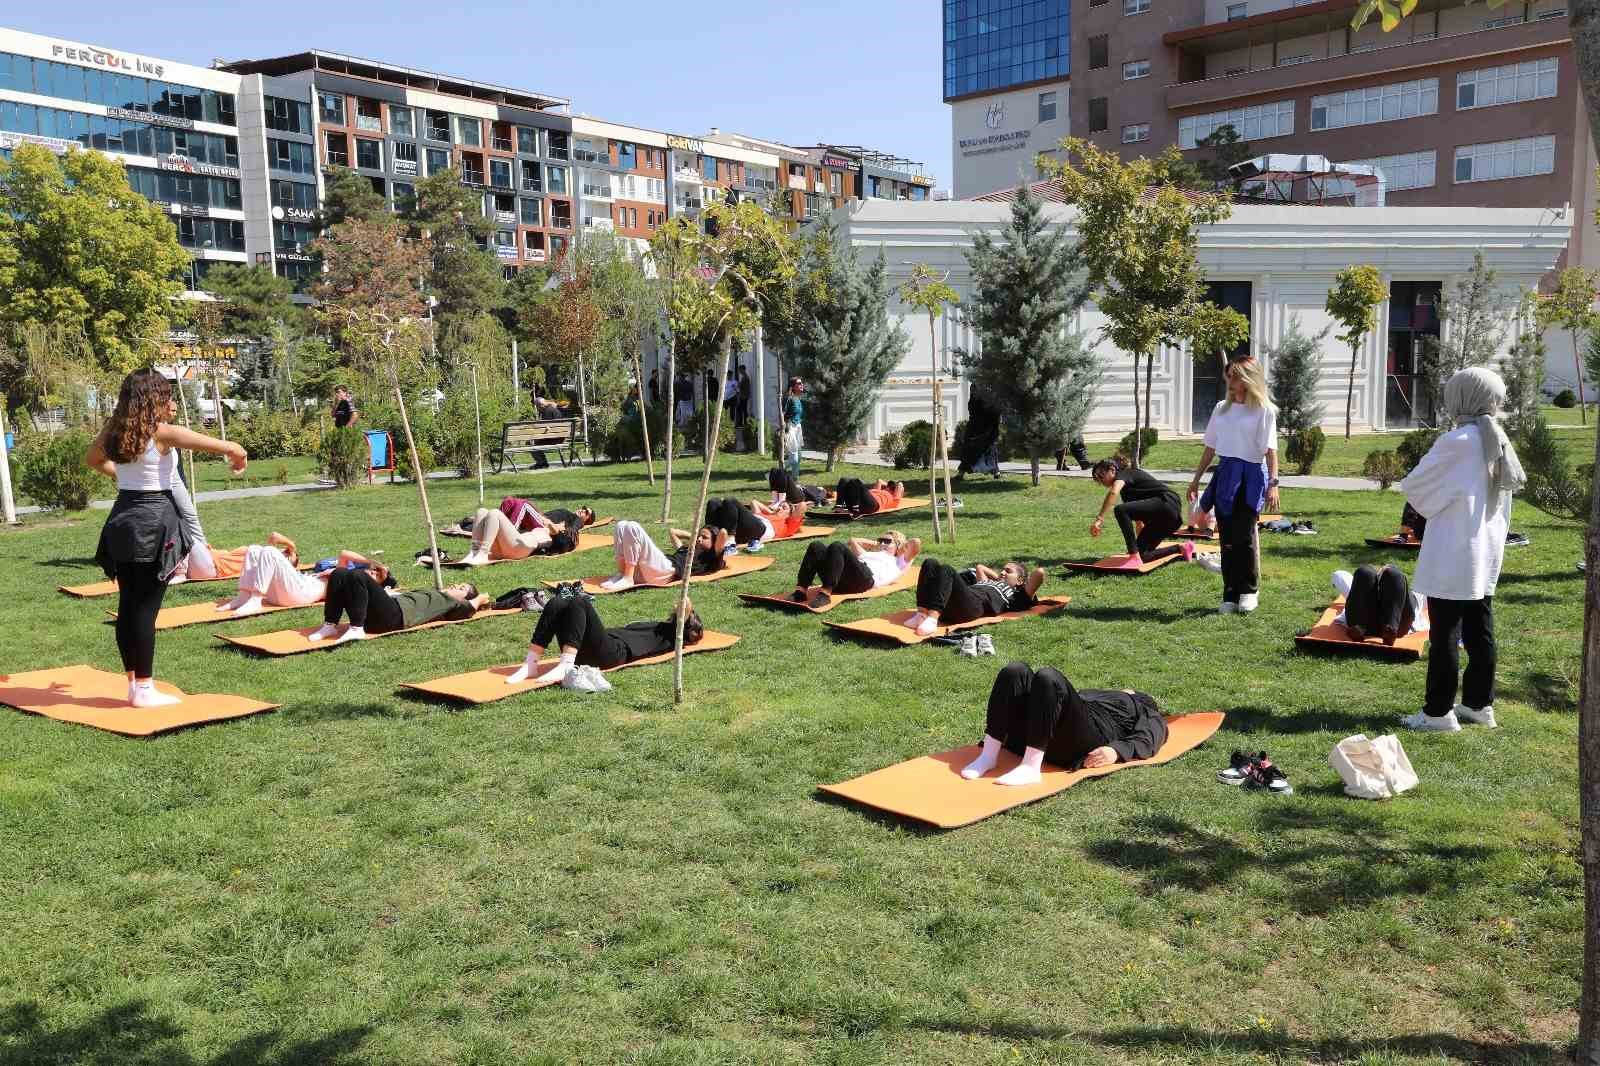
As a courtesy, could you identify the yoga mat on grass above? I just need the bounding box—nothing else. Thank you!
[216,607,523,657]
[1063,553,1181,575]
[0,664,277,737]
[441,515,615,539]
[59,562,313,599]
[825,498,930,521]
[439,532,615,567]
[550,552,775,594]
[1294,599,1429,661]
[114,598,313,631]
[400,630,741,704]
[1170,514,1283,541]
[819,711,1224,828]
[737,565,920,614]
[763,524,836,544]
[822,596,1070,645]
[1364,535,1422,551]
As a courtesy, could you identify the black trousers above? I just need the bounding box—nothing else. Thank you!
[323,569,404,633]
[798,541,874,593]
[1055,437,1090,470]
[529,596,630,669]
[834,478,880,514]
[1425,596,1496,716]
[1345,564,1412,637]
[1218,485,1260,602]
[916,560,988,623]
[706,498,765,543]
[113,561,167,677]
[984,662,1110,768]
[1113,496,1183,557]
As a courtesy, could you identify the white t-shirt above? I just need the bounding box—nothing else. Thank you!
[859,549,908,587]
[1203,402,1278,463]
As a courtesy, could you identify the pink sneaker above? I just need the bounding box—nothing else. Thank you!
[1179,542,1196,563]
[1117,553,1145,570]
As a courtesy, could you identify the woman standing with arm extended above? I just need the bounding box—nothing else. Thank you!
[1185,358,1279,614]
[86,369,247,707]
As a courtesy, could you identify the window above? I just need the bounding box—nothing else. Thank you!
[1226,2,1248,18]
[355,98,382,132]
[490,158,513,189]
[265,96,311,133]
[516,125,538,155]
[1484,13,1526,27]
[1124,0,1151,14]
[1122,123,1151,142]
[318,93,344,126]
[426,147,451,175]
[1123,59,1151,80]
[525,231,545,254]
[492,123,513,152]
[1457,58,1559,110]
[551,202,572,229]
[1179,100,1294,148]
[355,138,382,170]
[426,110,450,141]
[460,154,484,185]
[1453,135,1556,183]
[274,220,318,250]
[522,160,543,191]
[1348,150,1437,192]
[547,131,569,160]
[324,132,349,168]
[1089,36,1109,69]
[389,107,414,139]
[942,1,1069,99]
[455,116,481,147]
[1038,91,1058,123]
[270,178,317,211]
[1310,78,1437,131]
[1088,97,1109,133]
[1278,53,1312,65]
[268,138,315,175]
[393,140,419,165]
[393,181,415,212]
[547,165,567,194]
[1537,7,1568,18]
[830,172,842,195]
[520,197,542,225]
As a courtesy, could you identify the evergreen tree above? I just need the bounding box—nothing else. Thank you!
[1503,306,1547,439]
[405,165,506,337]
[1518,414,1592,522]
[1421,251,1509,423]
[784,237,911,469]
[956,185,1102,485]
[321,166,387,227]
[1267,315,1328,434]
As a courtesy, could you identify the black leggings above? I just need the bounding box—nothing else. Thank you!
[1113,496,1184,558]
[113,561,167,677]
[706,497,767,543]
[1425,596,1496,716]
[916,560,989,624]
[797,541,874,593]
[530,596,630,669]
[323,568,404,633]
[769,468,826,506]
[1345,564,1413,637]
[834,478,880,514]
[984,662,1110,769]
[1218,486,1260,602]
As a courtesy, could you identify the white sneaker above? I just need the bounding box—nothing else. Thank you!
[1455,704,1497,728]
[746,539,764,553]
[1238,593,1259,613]
[1196,553,1223,574]
[1401,709,1462,732]
[562,669,598,693]
[584,666,613,693]
[976,634,995,656]
[959,635,979,657]
[1218,601,1238,615]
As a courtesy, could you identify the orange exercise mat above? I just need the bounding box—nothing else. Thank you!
[825,498,931,520]
[441,515,616,538]
[58,563,311,600]
[216,606,523,657]
[1294,599,1429,661]
[400,630,741,704]
[1169,514,1283,541]
[0,664,278,737]
[737,565,921,614]
[112,597,314,631]
[818,711,1224,828]
[1364,534,1422,551]
[764,524,836,544]
[1062,553,1181,575]
[439,531,615,567]
[822,596,1070,645]
[549,552,775,595]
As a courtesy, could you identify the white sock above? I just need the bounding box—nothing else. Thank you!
[505,648,544,684]
[542,649,579,684]
[334,625,367,644]
[462,550,489,566]
[220,591,252,611]
[915,613,939,637]
[307,623,340,642]
[601,574,633,591]
[129,679,182,708]
[1332,570,1354,598]
[960,735,1003,780]
[903,611,927,630]
[231,594,264,616]
[997,746,1046,786]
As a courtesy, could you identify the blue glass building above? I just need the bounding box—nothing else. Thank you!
[942,0,1069,101]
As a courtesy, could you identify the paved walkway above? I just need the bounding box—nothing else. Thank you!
[12,469,475,517]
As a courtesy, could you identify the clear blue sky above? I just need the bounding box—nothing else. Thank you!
[8,3,951,187]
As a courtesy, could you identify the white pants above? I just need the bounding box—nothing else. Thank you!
[240,545,325,606]
[613,520,676,584]
[169,478,217,579]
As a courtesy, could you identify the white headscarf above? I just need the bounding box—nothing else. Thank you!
[1444,367,1525,503]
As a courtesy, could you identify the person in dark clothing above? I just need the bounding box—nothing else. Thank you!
[768,467,829,506]
[959,393,1002,478]
[736,365,752,426]
[960,662,1169,786]
[331,385,358,429]
[1055,436,1090,471]
[1400,501,1427,543]
[648,370,661,406]
[903,559,1046,636]
[674,371,694,426]
[834,477,904,515]
[706,497,778,546]
[1089,458,1195,567]
[310,569,487,643]
[504,596,705,685]
[1333,564,1428,644]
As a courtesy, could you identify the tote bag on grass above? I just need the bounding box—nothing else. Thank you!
[1329,733,1418,800]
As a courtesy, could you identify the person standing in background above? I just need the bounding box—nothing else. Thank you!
[648,369,661,406]
[736,365,752,427]
[331,385,358,429]
[674,369,694,427]
[783,377,806,478]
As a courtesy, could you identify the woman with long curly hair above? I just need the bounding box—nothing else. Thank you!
[86,368,246,707]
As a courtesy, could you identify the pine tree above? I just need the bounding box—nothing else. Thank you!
[785,239,911,469]
[1503,308,1547,440]
[1421,251,1509,424]
[1267,315,1328,434]
[956,186,1102,486]
[321,166,387,227]
[1518,414,1592,522]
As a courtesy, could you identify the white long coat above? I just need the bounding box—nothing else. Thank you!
[1399,423,1509,602]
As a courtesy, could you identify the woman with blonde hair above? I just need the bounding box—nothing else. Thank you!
[87,369,246,707]
[1185,357,1279,613]
[789,529,921,609]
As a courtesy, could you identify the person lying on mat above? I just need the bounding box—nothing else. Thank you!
[505,594,707,685]
[1332,564,1429,644]
[1089,457,1196,568]
[834,477,905,516]
[217,537,384,616]
[960,662,1169,787]
[602,521,729,591]
[901,559,1047,637]
[309,568,487,643]
[459,502,597,566]
[705,497,806,549]
[790,531,920,609]
[769,467,830,507]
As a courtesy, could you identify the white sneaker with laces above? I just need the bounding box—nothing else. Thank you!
[976,634,995,656]
[562,669,598,693]
[1238,593,1259,613]
[746,539,764,553]
[586,666,613,693]
[959,635,979,657]
[1454,704,1497,728]
[1401,709,1462,732]
[1196,554,1223,574]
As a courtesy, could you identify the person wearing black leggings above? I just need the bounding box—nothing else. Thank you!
[791,531,919,608]
[834,477,904,515]
[1088,458,1195,567]
[309,568,483,643]
[903,559,1046,636]
[768,467,828,506]
[706,497,770,545]
[1334,564,1425,644]
[959,662,1169,786]
[504,595,705,685]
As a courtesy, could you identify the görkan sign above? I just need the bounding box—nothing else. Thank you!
[958,129,1031,158]
[106,106,193,130]
[159,153,240,179]
[393,158,418,176]
[50,42,165,77]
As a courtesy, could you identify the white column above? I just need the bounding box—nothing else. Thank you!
[755,325,767,454]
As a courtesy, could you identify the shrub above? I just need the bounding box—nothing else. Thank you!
[609,401,682,462]
[877,428,905,466]
[1118,427,1158,464]
[1396,427,1441,474]
[1554,389,1578,408]
[887,419,935,470]
[394,437,436,482]
[319,424,368,488]
[584,406,620,464]
[15,430,97,510]
[684,404,736,455]
[1284,426,1326,476]
[233,411,317,461]
[1363,449,1404,490]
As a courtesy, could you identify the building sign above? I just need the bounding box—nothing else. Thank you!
[106,106,193,130]
[958,129,1031,159]
[50,42,165,77]
[276,252,315,263]
[495,245,518,260]
[495,210,516,224]
[911,174,935,187]
[666,134,704,153]
[0,131,77,154]
[179,203,209,218]
[159,154,240,179]
[271,205,317,223]
[393,158,418,176]
[820,154,854,169]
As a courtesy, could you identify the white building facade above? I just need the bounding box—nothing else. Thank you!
[949,80,1070,199]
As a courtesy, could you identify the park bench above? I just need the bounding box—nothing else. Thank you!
[490,418,587,472]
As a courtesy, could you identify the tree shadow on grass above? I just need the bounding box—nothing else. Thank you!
[0,999,371,1066]
[35,557,100,570]
[1505,668,1577,713]
[1064,603,1218,626]
[812,789,945,836]
[1496,569,1584,587]
[282,699,418,722]
[1218,702,1397,736]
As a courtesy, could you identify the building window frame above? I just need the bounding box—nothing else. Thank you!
[1452,134,1556,183]
[1123,59,1151,80]
[1122,123,1151,143]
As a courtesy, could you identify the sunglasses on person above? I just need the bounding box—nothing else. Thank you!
[877,536,894,547]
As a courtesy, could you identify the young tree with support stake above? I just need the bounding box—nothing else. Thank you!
[900,264,960,541]
[1325,264,1386,441]
[647,221,702,522]
[1538,267,1599,426]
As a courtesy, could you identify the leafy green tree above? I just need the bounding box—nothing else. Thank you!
[1422,251,1509,423]
[1187,301,1252,378]
[956,185,1102,486]
[321,165,387,227]
[0,144,188,373]
[581,231,660,482]
[646,217,705,520]
[1325,264,1386,440]
[405,165,505,337]
[1502,304,1547,440]
[900,262,961,540]
[203,263,307,408]
[1537,266,1599,426]
[1172,125,1254,190]
[1266,315,1328,434]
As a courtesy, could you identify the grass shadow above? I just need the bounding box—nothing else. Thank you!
[36,557,100,570]
[1506,668,1577,713]
[1218,702,1397,736]
[812,788,944,837]
[1066,603,1216,626]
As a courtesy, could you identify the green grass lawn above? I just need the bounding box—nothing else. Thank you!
[0,455,1583,1064]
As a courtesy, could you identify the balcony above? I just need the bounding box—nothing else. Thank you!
[355,115,382,133]
[580,183,613,199]
[460,172,485,189]
[426,125,451,142]
[550,212,572,230]
[675,198,702,212]
[674,167,705,185]
[522,176,543,192]
[493,136,513,152]
[325,150,349,168]
[583,216,615,230]
[573,148,613,166]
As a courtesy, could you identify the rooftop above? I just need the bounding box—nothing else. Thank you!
[216,50,569,112]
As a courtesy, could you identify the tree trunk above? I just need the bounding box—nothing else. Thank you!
[211,366,227,442]
[1575,329,1590,427]
[928,313,942,545]
[632,348,656,484]
[469,364,485,508]
[936,380,958,542]
[826,450,836,472]
[1030,454,1040,487]
[674,332,733,705]
[1130,355,1143,467]
[1143,351,1156,467]
[1345,341,1359,440]
[392,366,444,592]
[175,379,198,493]
[661,340,676,523]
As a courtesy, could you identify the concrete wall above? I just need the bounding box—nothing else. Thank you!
[950,78,1071,199]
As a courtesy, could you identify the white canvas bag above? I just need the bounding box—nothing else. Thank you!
[1329,733,1419,799]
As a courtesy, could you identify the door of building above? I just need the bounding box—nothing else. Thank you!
[1194,281,1253,433]
[1385,281,1441,428]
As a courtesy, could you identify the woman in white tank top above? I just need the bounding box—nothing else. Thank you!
[87,369,246,708]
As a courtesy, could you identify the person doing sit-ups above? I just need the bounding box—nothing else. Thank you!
[833,477,905,516]
[309,568,487,643]
[705,496,805,549]
[768,467,830,507]
[459,500,596,565]
[960,662,1169,787]
[790,530,920,609]
[602,521,729,591]
[1089,457,1196,568]
[901,559,1047,637]
[1331,564,1429,644]
[505,595,706,685]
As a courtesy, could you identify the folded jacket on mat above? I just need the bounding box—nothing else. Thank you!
[0,664,277,736]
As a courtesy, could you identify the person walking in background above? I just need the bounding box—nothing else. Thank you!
[674,369,694,427]
[783,376,806,478]
[1398,367,1524,733]
[648,370,661,406]
[736,365,752,427]
[331,385,358,429]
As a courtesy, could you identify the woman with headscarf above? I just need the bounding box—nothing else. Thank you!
[1397,367,1525,732]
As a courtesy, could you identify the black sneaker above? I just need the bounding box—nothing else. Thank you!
[1505,531,1531,547]
[1216,749,1255,786]
[1244,754,1293,795]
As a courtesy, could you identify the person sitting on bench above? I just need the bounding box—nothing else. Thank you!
[1332,564,1429,644]
[790,531,920,609]
[459,501,595,565]
[1089,457,1196,567]
[834,477,905,516]
[602,522,729,591]
[505,595,706,685]
[706,497,805,549]
[309,569,487,643]
[769,467,830,507]
[902,559,1047,637]
[217,536,382,615]
[960,662,1169,787]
